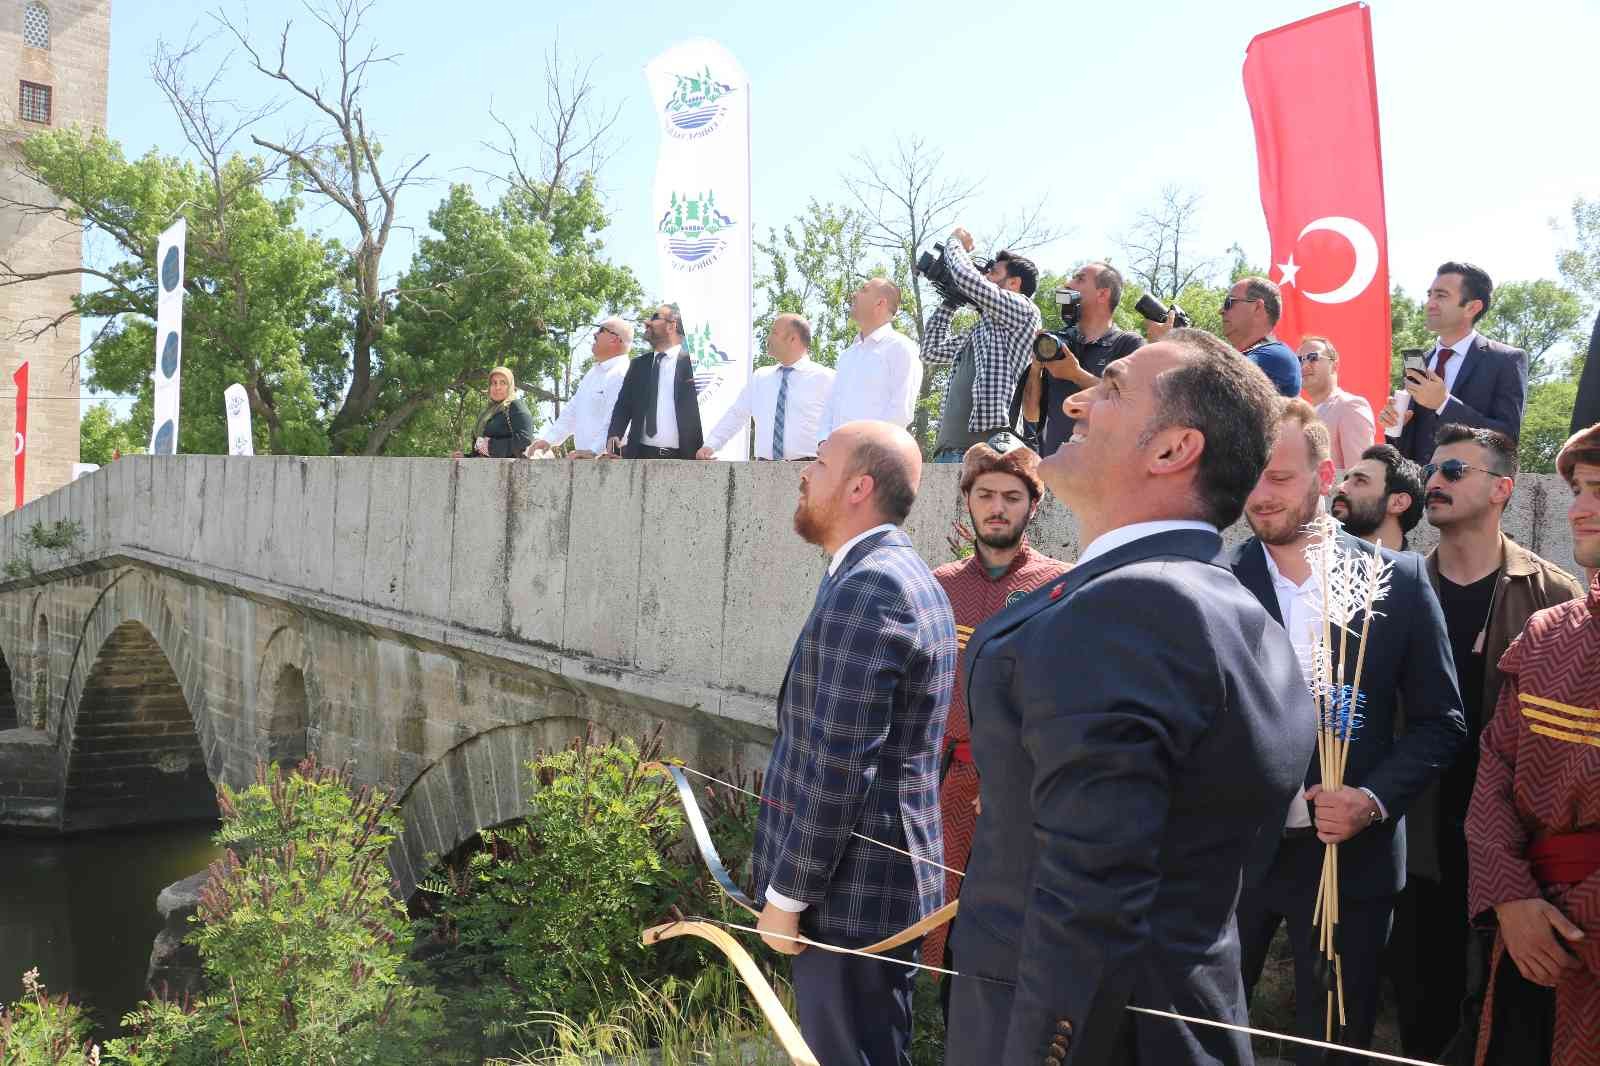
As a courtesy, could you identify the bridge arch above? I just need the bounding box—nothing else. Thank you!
[56,571,219,831]
[389,714,595,899]
[0,643,15,729]
[256,626,313,768]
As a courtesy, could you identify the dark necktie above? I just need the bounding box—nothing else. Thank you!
[1432,346,1454,380]
[644,353,666,437]
[773,366,793,459]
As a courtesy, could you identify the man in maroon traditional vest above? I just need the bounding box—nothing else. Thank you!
[1466,422,1600,1066]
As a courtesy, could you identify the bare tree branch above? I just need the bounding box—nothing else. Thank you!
[1117,185,1216,302]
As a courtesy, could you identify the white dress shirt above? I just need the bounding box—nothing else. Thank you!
[543,356,628,453]
[822,323,923,438]
[1261,545,1388,825]
[766,520,901,914]
[1075,520,1218,568]
[640,344,684,450]
[1429,329,1478,405]
[704,358,836,458]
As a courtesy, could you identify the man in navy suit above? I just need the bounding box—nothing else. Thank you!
[604,302,704,459]
[1382,262,1528,460]
[947,330,1316,1065]
[750,419,956,1066]
[1232,399,1468,1065]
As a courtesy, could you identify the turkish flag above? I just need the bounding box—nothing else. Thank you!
[12,361,27,509]
[1244,3,1391,427]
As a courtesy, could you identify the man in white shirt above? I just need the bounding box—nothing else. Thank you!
[696,313,834,461]
[821,279,923,440]
[604,303,704,460]
[531,318,633,458]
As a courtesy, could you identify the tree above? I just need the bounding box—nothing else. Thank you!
[1118,185,1216,303]
[0,126,345,455]
[1556,195,1600,305]
[1519,380,1579,473]
[379,180,640,456]
[1477,279,1587,384]
[754,200,873,368]
[79,402,142,464]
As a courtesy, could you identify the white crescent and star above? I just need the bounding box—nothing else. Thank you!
[1274,216,1380,305]
[12,431,23,456]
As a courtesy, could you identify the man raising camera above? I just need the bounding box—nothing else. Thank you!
[920,228,1042,462]
[1019,262,1143,457]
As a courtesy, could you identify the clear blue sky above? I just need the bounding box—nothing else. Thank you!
[89,0,1600,406]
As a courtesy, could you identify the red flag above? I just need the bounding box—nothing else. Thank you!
[1244,3,1391,427]
[12,361,27,509]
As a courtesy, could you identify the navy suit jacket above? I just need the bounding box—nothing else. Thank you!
[750,528,956,941]
[1231,536,1469,899]
[948,529,1315,1066]
[1398,335,1527,462]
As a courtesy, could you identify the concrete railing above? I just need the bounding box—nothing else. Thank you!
[0,457,1584,732]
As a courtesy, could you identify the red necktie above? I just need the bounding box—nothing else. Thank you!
[1432,346,1453,379]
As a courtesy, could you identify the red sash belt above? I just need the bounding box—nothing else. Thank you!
[948,740,974,765]
[1529,830,1600,886]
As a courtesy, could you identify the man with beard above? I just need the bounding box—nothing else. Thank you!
[750,419,956,1066]
[1330,443,1424,551]
[1465,422,1600,1066]
[1232,398,1466,1065]
[948,331,1315,1066]
[1387,423,1584,1060]
[923,434,1069,1014]
[604,303,704,459]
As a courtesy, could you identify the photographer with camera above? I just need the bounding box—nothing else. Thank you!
[919,228,1042,462]
[1020,262,1144,457]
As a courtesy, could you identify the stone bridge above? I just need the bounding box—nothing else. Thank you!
[0,456,1580,896]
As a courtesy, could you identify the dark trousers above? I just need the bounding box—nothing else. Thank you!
[791,933,919,1066]
[1386,872,1471,1059]
[1482,954,1554,1065]
[1239,838,1396,1066]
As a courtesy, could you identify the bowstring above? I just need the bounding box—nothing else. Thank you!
[671,762,965,879]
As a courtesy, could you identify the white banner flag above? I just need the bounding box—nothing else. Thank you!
[149,219,187,455]
[224,383,254,456]
[644,41,752,459]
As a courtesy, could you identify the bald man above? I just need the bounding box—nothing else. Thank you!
[751,420,957,1066]
[697,313,836,460]
[821,280,924,440]
[531,317,633,457]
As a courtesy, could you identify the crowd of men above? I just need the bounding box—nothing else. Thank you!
[454,236,1598,1066]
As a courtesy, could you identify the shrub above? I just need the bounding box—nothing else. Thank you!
[106,758,456,1066]
[411,729,765,1060]
[0,969,99,1065]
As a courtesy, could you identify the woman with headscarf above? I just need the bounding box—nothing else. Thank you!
[453,366,534,458]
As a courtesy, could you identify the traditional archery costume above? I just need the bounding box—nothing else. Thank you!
[1466,576,1600,1066]
[923,436,1069,983]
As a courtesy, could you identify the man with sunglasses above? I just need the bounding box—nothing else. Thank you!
[604,303,704,460]
[530,317,633,458]
[1386,424,1585,1061]
[1299,335,1375,471]
[1223,277,1301,398]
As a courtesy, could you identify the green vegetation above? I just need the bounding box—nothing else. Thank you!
[0,969,99,1064]
[2,520,86,581]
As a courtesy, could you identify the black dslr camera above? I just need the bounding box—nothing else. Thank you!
[1134,293,1190,329]
[915,243,993,308]
[1032,288,1083,362]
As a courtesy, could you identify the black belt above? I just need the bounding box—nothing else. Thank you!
[758,456,816,462]
[630,444,680,458]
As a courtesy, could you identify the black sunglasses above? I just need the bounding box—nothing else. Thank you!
[1422,459,1504,483]
[1221,296,1262,312]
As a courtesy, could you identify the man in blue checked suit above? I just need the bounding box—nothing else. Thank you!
[750,420,957,1066]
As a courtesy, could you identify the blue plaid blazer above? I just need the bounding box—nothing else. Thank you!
[751,527,957,941]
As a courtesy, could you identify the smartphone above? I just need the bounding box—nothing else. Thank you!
[1402,349,1428,376]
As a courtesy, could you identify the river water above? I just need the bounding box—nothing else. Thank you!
[0,822,221,1034]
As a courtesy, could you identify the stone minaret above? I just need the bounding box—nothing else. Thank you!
[0,0,111,512]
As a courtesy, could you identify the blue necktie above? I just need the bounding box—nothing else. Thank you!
[773,366,792,460]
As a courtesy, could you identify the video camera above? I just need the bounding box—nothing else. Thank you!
[915,243,994,309]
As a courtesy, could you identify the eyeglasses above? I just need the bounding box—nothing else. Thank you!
[1221,296,1262,312]
[1422,459,1505,483]
[1298,352,1322,365]
[597,325,624,340]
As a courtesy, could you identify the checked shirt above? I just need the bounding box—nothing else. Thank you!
[921,241,1042,435]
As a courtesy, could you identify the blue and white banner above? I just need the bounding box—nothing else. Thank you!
[149,218,186,455]
[645,41,752,459]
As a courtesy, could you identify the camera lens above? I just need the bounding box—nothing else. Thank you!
[1033,334,1061,360]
